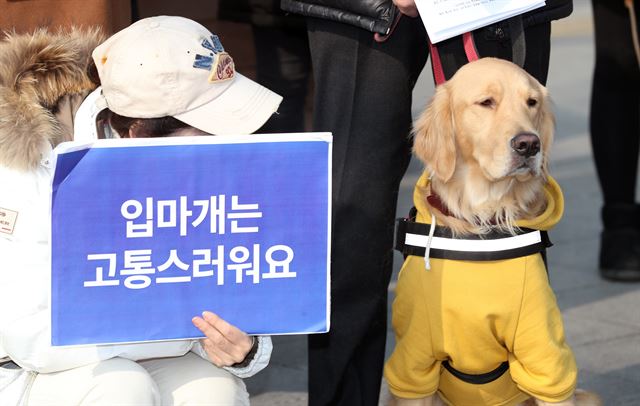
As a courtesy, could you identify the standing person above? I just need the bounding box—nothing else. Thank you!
[590,0,640,282]
[0,16,282,405]
[280,0,573,405]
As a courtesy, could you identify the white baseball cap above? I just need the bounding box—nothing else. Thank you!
[91,15,283,135]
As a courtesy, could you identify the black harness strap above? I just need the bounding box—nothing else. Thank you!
[442,360,510,385]
[395,217,552,262]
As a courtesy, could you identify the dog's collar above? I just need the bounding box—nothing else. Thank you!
[426,192,454,218]
[426,188,501,225]
[395,216,552,261]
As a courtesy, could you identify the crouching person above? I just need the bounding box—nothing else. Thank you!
[0,16,283,405]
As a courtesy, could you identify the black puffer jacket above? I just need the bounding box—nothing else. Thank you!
[281,0,398,34]
[281,0,573,34]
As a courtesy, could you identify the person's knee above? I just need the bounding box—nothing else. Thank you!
[87,358,160,405]
[147,353,250,405]
[177,371,250,405]
[28,358,160,406]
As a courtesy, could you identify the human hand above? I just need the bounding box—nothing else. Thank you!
[393,0,419,17]
[192,311,255,367]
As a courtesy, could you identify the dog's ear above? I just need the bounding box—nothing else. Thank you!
[413,84,456,182]
[536,86,555,177]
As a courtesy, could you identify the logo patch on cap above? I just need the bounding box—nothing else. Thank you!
[0,207,18,235]
[208,52,235,83]
[193,34,234,82]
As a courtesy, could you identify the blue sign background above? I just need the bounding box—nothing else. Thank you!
[51,136,330,346]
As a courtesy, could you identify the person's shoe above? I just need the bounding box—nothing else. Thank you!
[599,228,640,281]
[599,204,640,282]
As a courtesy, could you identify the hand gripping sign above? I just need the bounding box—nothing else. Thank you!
[50,133,331,346]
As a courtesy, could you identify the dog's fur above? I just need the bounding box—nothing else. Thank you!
[390,58,601,406]
[0,27,103,171]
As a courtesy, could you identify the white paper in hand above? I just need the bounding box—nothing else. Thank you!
[415,0,546,44]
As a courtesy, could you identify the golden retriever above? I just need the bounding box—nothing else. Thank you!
[386,58,601,406]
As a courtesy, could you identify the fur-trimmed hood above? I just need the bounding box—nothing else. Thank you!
[0,28,104,171]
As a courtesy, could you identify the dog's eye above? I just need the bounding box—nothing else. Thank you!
[527,98,538,107]
[478,98,495,108]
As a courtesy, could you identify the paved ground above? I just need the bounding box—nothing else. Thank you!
[247,3,640,404]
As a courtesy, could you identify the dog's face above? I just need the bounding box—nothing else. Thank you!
[412,58,555,232]
[414,57,554,184]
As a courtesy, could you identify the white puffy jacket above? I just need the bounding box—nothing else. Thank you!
[0,28,271,405]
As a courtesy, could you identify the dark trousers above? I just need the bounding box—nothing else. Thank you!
[305,16,552,406]
[590,0,640,207]
[252,24,312,133]
[306,16,427,406]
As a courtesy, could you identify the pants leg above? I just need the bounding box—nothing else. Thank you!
[590,0,640,206]
[27,354,248,406]
[27,358,161,406]
[305,16,428,406]
[139,352,250,406]
[252,24,312,133]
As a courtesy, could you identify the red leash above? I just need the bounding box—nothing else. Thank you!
[429,32,480,86]
[374,12,480,86]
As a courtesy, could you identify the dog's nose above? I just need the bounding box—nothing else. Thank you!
[511,133,540,157]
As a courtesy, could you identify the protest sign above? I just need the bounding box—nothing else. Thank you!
[51,133,331,346]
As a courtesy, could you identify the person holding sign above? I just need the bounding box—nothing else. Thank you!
[0,16,282,405]
[280,1,572,405]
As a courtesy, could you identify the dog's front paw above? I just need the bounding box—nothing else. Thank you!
[574,389,603,406]
[533,389,602,406]
[388,394,445,406]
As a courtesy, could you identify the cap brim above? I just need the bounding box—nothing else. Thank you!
[173,73,283,135]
